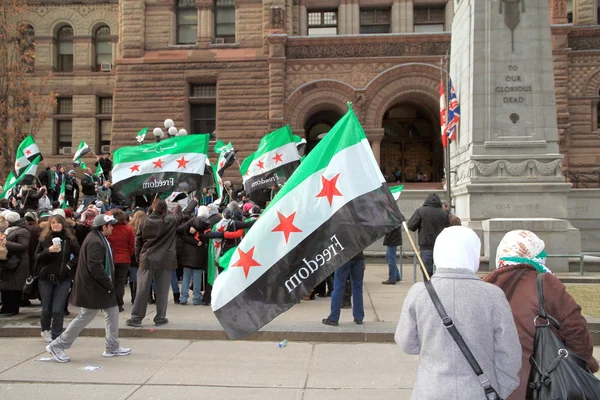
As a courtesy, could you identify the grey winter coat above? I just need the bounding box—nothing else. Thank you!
[0,220,31,291]
[395,268,521,400]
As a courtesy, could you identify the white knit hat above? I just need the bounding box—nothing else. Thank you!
[5,211,20,224]
[52,209,66,218]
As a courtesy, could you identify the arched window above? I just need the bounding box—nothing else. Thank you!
[94,25,112,71]
[56,25,73,72]
[20,24,35,72]
[177,0,197,44]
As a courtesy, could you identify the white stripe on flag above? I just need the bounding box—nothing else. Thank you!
[242,143,300,182]
[112,153,207,184]
[212,139,384,311]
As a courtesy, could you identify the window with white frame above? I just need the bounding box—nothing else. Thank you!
[308,11,337,36]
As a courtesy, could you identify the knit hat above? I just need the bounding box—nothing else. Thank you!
[433,226,481,274]
[24,211,37,222]
[495,230,550,273]
[207,204,219,217]
[68,169,76,175]
[52,209,66,218]
[5,211,20,224]
[242,202,254,214]
[250,205,261,218]
[64,208,73,219]
[80,209,97,227]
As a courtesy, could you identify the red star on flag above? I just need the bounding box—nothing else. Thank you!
[15,162,20,169]
[177,156,189,169]
[219,160,225,168]
[273,152,283,164]
[59,195,65,202]
[271,211,302,244]
[256,160,265,170]
[25,150,31,155]
[231,247,261,278]
[217,225,226,233]
[316,173,343,206]
[129,164,141,173]
[214,241,221,249]
[152,159,164,169]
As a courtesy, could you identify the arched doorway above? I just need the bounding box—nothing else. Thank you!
[381,103,443,183]
[304,110,343,153]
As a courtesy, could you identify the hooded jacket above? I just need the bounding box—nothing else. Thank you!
[0,219,31,291]
[407,193,449,250]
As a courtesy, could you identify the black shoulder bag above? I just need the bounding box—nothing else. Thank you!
[424,280,503,400]
[526,273,600,400]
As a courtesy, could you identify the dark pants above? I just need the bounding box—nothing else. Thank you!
[420,250,434,281]
[38,279,71,339]
[314,274,334,296]
[0,290,22,314]
[114,263,130,308]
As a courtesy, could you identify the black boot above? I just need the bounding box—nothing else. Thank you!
[173,292,180,304]
[130,282,136,304]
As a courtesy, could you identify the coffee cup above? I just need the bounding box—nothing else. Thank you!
[52,238,62,247]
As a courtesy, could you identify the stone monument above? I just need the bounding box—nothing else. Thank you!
[449,0,580,271]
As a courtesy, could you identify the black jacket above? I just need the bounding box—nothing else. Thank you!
[34,232,80,281]
[96,158,113,176]
[80,174,96,196]
[383,212,406,247]
[136,200,198,270]
[21,188,46,211]
[177,217,207,270]
[0,220,31,291]
[407,193,449,250]
[70,229,116,310]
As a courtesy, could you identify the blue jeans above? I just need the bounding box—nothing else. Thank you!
[129,266,138,283]
[386,246,401,282]
[180,268,202,304]
[38,279,71,340]
[329,260,365,322]
[420,250,434,280]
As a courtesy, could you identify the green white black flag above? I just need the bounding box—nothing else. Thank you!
[111,135,209,199]
[1,156,42,199]
[72,141,91,162]
[211,106,403,339]
[15,136,42,176]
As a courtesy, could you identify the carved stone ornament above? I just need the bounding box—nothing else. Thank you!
[287,42,449,59]
[464,159,563,179]
[271,7,284,30]
[569,36,600,51]
[499,0,525,51]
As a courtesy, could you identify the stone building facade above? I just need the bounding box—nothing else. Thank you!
[23,0,600,189]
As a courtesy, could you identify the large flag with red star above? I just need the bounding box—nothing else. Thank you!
[214,140,236,177]
[240,125,301,200]
[211,105,403,339]
[111,135,209,200]
[15,135,42,177]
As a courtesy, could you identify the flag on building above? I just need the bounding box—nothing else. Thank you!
[72,141,91,162]
[15,136,42,176]
[445,77,460,142]
[111,134,209,200]
[214,140,236,176]
[240,125,301,199]
[58,179,67,209]
[136,128,148,144]
[440,80,448,147]
[1,156,42,199]
[390,184,404,201]
[211,106,403,340]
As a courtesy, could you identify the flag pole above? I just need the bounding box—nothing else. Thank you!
[443,53,453,210]
[402,221,430,281]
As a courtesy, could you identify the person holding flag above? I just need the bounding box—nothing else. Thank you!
[80,168,97,207]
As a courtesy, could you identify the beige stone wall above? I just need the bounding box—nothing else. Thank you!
[237,3,263,46]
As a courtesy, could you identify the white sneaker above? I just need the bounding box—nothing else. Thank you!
[46,344,70,363]
[40,330,52,343]
[103,347,131,357]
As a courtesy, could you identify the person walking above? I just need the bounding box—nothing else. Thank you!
[126,197,198,327]
[45,214,130,363]
[382,217,405,284]
[407,193,449,279]
[35,215,80,342]
[396,226,521,399]
[483,230,599,399]
[0,212,31,316]
[107,209,134,312]
[322,251,366,326]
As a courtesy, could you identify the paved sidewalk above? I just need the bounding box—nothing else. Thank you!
[0,261,598,343]
[0,338,598,400]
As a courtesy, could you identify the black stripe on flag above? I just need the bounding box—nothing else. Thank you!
[113,172,204,200]
[214,185,402,340]
[243,161,300,199]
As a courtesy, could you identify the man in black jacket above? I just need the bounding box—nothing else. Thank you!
[46,214,131,363]
[64,170,79,208]
[80,168,97,207]
[126,197,198,327]
[407,193,449,280]
[95,153,113,181]
[382,212,406,285]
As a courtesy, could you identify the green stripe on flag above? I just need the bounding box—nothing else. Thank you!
[1,156,42,199]
[264,104,365,212]
[239,125,295,176]
[390,184,404,201]
[114,134,209,164]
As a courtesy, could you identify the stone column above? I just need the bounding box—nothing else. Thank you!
[365,129,384,165]
[351,0,360,34]
[549,0,569,24]
[267,15,287,130]
[34,37,53,72]
[338,0,348,35]
[573,0,596,25]
[120,0,145,58]
[391,0,401,33]
[445,0,453,31]
[299,0,308,35]
[73,36,91,71]
[399,0,413,32]
[197,0,214,47]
